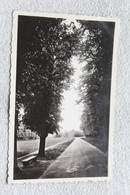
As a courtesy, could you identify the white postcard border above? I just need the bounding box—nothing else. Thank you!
[8,10,119,184]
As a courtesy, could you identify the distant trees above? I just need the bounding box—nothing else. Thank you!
[74,131,84,137]
[78,21,115,148]
[17,128,39,140]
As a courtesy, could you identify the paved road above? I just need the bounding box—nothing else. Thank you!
[41,137,107,178]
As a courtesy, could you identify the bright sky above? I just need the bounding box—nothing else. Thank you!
[59,56,85,132]
[19,56,86,133]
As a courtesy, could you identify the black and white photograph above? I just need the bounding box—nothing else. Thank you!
[9,11,118,183]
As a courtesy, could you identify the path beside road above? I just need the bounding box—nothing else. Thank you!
[41,137,107,178]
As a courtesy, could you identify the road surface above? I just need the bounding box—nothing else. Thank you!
[40,137,107,178]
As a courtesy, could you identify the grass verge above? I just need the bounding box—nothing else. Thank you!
[82,137,108,153]
[17,137,70,158]
[16,138,75,179]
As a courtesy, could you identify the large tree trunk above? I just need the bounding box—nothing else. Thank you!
[38,135,46,157]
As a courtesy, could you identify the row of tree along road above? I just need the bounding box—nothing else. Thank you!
[14,16,115,176]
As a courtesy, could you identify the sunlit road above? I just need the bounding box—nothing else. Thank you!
[41,137,107,178]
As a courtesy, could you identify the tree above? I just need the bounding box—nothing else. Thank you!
[15,16,79,160]
[78,21,115,148]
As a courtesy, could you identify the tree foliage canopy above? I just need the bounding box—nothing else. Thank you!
[16,16,115,146]
[78,21,115,143]
[16,16,79,137]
